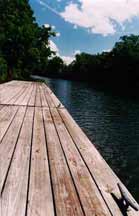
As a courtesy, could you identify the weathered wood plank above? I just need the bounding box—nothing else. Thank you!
[19,84,34,106]
[28,83,37,106]
[43,84,64,108]
[14,83,33,106]
[0,84,20,104]
[43,107,84,216]
[35,83,42,107]
[1,81,31,105]
[58,107,139,216]
[0,106,19,142]
[7,82,31,103]
[27,107,54,216]
[42,85,55,108]
[1,107,34,216]
[0,106,26,193]
[51,107,112,216]
[3,84,27,105]
[40,84,48,107]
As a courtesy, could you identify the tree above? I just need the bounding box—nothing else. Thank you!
[0,0,55,80]
[46,56,64,76]
[0,56,8,81]
[111,35,139,87]
[57,35,139,92]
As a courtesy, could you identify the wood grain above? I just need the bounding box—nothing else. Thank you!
[0,80,138,216]
[43,107,84,216]
[27,107,54,216]
[0,106,26,193]
[1,107,34,216]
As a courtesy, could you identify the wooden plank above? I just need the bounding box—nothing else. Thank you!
[19,84,34,106]
[3,82,27,105]
[1,107,34,216]
[51,107,111,215]
[0,106,26,192]
[2,82,29,105]
[3,81,19,86]
[14,83,32,105]
[42,85,55,108]
[28,83,37,106]
[0,83,13,105]
[0,81,29,107]
[39,84,48,107]
[27,107,54,216]
[35,83,41,107]
[0,105,5,111]
[0,85,20,104]
[52,107,114,215]
[58,108,139,216]
[5,81,30,103]
[43,107,84,216]
[43,84,64,108]
[3,84,26,105]
[0,106,19,142]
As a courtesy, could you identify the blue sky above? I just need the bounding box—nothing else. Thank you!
[30,0,139,63]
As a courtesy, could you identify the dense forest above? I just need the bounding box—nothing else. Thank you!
[37,35,139,93]
[0,0,139,93]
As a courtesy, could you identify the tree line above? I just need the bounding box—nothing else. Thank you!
[1,0,139,93]
[38,35,139,93]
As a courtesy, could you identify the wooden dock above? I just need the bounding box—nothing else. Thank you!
[0,80,138,216]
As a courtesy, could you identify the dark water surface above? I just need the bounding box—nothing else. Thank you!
[42,77,139,201]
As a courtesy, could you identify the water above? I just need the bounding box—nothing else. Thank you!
[42,76,139,201]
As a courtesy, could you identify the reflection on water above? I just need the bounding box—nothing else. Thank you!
[45,77,139,201]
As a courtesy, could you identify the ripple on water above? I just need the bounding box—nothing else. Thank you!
[44,77,139,202]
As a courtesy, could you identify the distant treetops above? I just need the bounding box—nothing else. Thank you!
[40,35,139,92]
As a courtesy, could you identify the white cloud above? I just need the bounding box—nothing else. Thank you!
[102,49,111,53]
[60,0,139,36]
[52,25,56,30]
[73,25,78,29]
[56,32,61,37]
[49,40,59,53]
[61,56,74,64]
[44,24,57,30]
[74,50,81,55]
[44,23,50,28]
[49,40,75,64]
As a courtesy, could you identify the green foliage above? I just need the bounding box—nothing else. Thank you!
[47,56,64,75]
[42,35,139,92]
[0,57,8,81]
[0,0,55,81]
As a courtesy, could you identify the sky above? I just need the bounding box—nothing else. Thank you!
[30,0,139,64]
